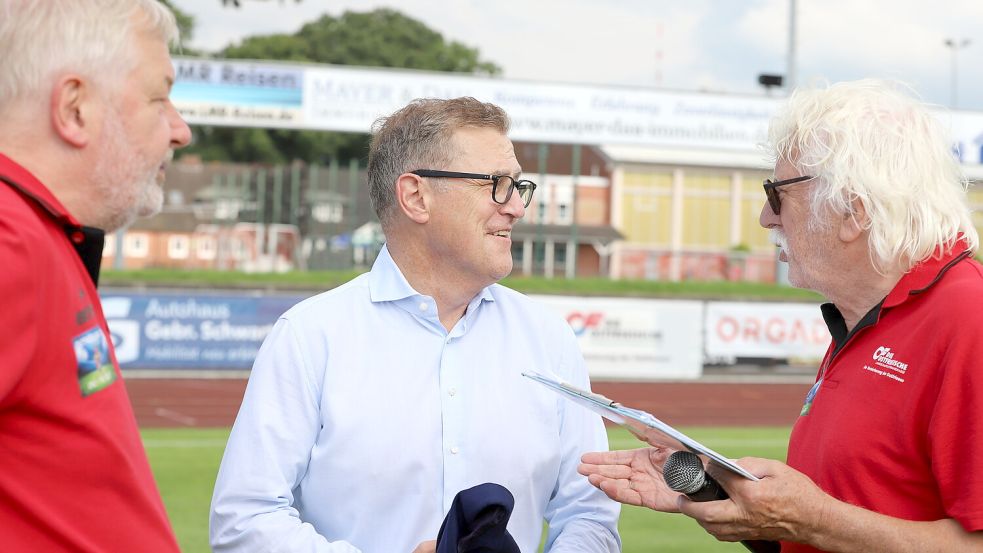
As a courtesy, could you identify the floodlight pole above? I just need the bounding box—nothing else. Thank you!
[944,38,971,108]
[786,0,797,93]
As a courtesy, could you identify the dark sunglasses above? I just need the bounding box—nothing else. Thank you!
[763,175,815,215]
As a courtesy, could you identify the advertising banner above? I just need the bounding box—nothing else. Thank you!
[704,301,831,361]
[101,291,304,370]
[942,110,983,167]
[100,291,826,375]
[171,58,305,128]
[171,57,776,151]
[170,57,983,169]
[533,295,704,380]
[303,65,775,151]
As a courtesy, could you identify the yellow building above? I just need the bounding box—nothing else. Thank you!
[603,145,983,282]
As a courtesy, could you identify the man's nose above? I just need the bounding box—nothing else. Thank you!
[501,186,526,219]
[169,102,192,149]
[759,200,778,229]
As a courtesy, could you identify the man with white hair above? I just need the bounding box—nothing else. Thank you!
[0,1,191,551]
[580,79,983,552]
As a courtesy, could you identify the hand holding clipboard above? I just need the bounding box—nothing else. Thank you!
[524,371,780,553]
[522,371,758,480]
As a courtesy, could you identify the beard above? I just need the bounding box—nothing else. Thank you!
[91,109,167,232]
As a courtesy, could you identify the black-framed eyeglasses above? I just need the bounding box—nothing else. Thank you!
[763,175,815,215]
[410,169,537,208]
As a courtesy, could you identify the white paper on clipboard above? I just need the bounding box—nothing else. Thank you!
[522,371,759,480]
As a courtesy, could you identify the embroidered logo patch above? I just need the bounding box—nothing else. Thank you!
[799,379,822,416]
[862,346,909,383]
[73,327,117,396]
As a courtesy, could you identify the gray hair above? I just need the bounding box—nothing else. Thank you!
[768,79,979,272]
[0,0,179,111]
[367,97,510,228]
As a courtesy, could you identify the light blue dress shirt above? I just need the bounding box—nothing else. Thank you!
[210,246,620,553]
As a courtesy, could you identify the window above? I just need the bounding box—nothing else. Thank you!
[555,242,567,265]
[511,240,524,268]
[557,203,569,224]
[232,238,249,260]
[196,236,217,260]
[102,236,115,257]
[124,233,149,258]
[312,203,343,223]
[167,235,190,259]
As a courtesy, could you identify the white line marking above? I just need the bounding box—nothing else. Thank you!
[153,407,198,426]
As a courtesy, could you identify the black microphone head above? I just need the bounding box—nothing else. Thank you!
[663,450,707,494]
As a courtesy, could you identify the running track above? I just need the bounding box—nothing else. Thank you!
[126,378,813,428]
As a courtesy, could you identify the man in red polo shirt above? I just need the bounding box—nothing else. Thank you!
[0,1,191,551]
[580,79,983,552]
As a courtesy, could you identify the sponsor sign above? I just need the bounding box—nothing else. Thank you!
[101,292,304,369]
[171,57,983,168]
[171,58,305,128]
[705,301,831,360]
[303,65,775,150]
[99,291,829,374]
[533,295,704,380]
[942,110,983,166]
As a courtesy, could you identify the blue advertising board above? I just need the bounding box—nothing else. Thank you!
[101,291,307,370]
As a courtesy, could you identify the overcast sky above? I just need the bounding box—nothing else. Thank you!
[170,0,983,112]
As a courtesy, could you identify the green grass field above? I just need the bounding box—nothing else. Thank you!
[104,267,824,302]
[144,426,791,553]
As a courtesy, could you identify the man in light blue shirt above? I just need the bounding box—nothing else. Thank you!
[209,97,620,553]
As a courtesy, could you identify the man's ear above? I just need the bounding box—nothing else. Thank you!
[395,173,430,224]
[839,197,868,243]
[50,74,94,148]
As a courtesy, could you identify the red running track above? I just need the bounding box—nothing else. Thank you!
[125,378,812,429]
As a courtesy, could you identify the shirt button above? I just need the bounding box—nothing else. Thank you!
[418,302,428,311]
[450,446,459,455]
[448,388,456,396]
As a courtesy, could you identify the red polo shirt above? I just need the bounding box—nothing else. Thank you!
[0,153,179,552]
[783,242,983,552]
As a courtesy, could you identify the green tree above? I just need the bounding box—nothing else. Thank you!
[223,10,499,75]
[181,9,501,164]
[160,0,196,52]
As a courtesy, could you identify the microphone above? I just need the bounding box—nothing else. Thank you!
[663,449,725,501]
[663,451,780,553]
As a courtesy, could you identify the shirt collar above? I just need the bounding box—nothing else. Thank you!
[368,245,420,303]
[882,240,973,308]
[0,152,104,286]
[819,239,972,352]
[367,244,496,305]
[0,152,81,228]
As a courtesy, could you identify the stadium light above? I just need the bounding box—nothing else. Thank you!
[944,38,971,108]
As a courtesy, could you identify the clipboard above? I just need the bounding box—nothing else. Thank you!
[523,371,758,480]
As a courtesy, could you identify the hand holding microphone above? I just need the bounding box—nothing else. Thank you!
[663,451,780,553]
[663,449,727,501]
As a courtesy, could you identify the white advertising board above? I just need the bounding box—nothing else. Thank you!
[941,110,983,167]
[705,301,831,361]
[171,57,983,170]
[532,295,704,380]
[171,57,776,150]
[303,65,775,150]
